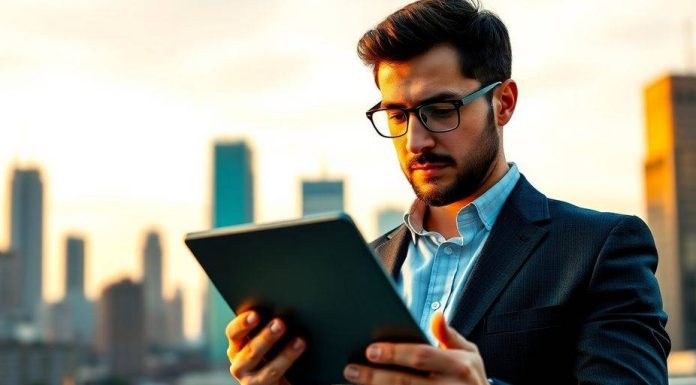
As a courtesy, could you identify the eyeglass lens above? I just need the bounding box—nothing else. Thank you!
[370,102,460,137]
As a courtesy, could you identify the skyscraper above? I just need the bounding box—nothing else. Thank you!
[10,167,44,323]
[644,74,696,350]
[376,207,404,237]
[142,230,166,348]
[65,237,85,298]
[301,179,344,216]
[204,141,254,364]
[56,235,94,345]
[97,279,145,380]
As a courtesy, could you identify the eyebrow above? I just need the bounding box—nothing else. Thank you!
[381,91,462,109]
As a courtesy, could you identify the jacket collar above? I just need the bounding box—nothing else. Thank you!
[373,174,550,336]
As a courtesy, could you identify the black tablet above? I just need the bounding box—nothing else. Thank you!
[184,213,428,385]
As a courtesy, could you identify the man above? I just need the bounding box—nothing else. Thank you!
[225,1,671,384]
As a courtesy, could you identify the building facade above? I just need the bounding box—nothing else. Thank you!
[644,75,696,350]
[301,179,344,216]
[204,141,255,364]
[97,279,145,380]
[143,230,166,348]
[10,167,44,324]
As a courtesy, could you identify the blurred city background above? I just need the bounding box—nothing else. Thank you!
[1,0,696,384]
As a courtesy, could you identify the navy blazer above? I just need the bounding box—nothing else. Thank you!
[370,175,670,385]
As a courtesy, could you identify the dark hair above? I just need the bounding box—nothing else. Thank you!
[357,0,511,88]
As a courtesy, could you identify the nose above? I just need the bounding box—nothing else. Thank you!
[405,112,436,154]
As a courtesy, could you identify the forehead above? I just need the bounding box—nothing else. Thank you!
[376,45,478,104]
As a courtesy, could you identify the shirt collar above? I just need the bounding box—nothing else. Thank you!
[402,163,521,243]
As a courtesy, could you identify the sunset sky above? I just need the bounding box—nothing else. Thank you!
[0,0,694,340]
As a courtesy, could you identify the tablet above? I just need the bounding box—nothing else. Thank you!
[184,213,428,385]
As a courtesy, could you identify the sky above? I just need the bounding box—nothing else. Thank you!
[0,0,694,340]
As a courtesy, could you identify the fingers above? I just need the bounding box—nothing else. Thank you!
[364,343,458,373]
[429,313,478,352]
[343,364,434,385]
[362,342,486,381]
[226,311,260,353]
[230,318,288,378]
[430,312,448,347]
[254,337,306,383]
[441,328,478,352]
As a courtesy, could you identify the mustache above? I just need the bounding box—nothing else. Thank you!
[408,153,455,169]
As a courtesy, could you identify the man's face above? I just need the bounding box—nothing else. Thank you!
[376,44,501,207]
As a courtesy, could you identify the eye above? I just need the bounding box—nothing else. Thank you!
[387,109,407,122]
[424,103,457,118]
[432,108,455,117]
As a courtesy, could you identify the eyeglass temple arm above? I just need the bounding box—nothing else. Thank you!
[459,81,503,105]
[366,80,502,114]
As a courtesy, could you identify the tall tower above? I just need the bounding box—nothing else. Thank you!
[10,167,44,323]
[205,140,254,364]
[644,74,696,350]
[142,230,165,348]
[301,179,344,216]
[59,235,94,345]
[65,237,85,298]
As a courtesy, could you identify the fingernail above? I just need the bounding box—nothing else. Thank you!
[367,345,381,360]
[270,319,283,333]
[344,365,360,380]
[292,338,304,351]
[246,312,258,325]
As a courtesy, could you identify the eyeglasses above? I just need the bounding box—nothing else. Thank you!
[365,81,502,138]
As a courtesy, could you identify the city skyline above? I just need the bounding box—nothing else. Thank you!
[1,0,696,341]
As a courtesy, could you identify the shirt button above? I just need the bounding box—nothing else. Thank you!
[431,301,441,310]
[444,246,453,255]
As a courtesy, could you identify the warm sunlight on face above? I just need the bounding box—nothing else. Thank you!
[376,45,501,207]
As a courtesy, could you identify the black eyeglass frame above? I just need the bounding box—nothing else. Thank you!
[365,81,503,138]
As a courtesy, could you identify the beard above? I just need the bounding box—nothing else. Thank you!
[405,108,500,207]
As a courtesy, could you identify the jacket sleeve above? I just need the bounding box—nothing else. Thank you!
[574,215,671,384]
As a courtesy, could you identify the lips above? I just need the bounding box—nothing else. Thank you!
[410,162,451,178]
[411,162,450,171]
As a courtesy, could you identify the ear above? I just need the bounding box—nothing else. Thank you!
[494,79,518,128]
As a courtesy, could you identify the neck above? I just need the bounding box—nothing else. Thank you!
[424,156,509,239]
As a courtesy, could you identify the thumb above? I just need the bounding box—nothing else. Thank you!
[430,312,477,352]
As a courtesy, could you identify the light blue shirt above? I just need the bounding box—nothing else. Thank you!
[395,163,520,343]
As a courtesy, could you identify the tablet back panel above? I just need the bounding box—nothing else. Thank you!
[185,213,427,385]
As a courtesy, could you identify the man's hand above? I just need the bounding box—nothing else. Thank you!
[226,311,306,385]
[343,313,488,385]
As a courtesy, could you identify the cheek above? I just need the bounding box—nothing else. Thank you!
[459,102,492,129]
[392,137,408,171]
[392,138,409,165]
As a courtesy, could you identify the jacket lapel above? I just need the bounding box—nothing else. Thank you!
[371,175,551,337]
[373,225,410,279]
[450,176,550,337]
